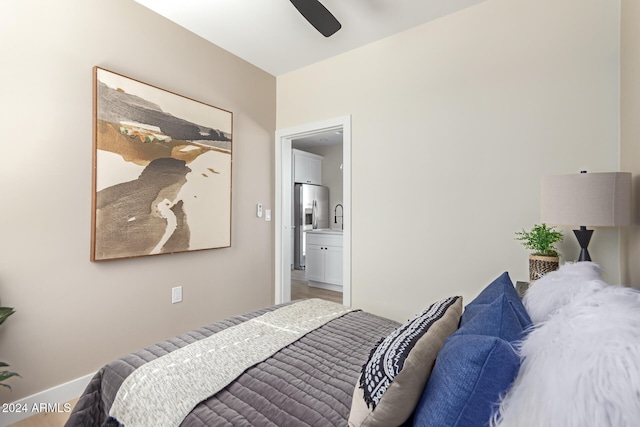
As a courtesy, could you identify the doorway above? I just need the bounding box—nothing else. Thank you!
[275,115,351,306]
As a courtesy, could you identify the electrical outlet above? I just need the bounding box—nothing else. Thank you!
[172,286,183,304]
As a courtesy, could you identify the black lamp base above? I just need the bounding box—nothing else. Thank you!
[573,226,593,262]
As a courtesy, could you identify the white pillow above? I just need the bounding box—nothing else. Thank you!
[523,261,605,324]
[492,285,640,427]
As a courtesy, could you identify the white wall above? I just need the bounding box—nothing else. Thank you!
[0,0,276,402]
[621,0,640,287]
[277,0,621,321]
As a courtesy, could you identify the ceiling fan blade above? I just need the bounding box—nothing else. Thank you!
[289,0,341,37]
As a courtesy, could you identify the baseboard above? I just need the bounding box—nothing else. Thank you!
[307,280,343,293]
[0,372,94,427]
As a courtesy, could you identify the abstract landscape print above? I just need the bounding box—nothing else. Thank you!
[91,67,232,261]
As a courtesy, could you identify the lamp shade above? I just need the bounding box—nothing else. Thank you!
[541,172,632,227]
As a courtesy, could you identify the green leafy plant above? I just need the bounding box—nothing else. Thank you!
[0,306,20,390]
[515,223,564,257]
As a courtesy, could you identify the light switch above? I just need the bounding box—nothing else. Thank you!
[265,209,271,221]
[172,286,183,304]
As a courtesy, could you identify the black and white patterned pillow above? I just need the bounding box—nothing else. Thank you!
[348,296,462,427]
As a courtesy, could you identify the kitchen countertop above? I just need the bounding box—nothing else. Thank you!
[307,229,343,234]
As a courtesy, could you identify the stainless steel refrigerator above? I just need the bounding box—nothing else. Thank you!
[294,183,329,270]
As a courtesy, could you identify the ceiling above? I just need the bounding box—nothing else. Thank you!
[132,0,485,76]
[293,129,343,150]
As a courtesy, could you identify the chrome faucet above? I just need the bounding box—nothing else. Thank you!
[334,204,343,229]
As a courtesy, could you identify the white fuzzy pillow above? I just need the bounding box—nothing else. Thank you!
[492,284,640,427]
[523,262,605,324]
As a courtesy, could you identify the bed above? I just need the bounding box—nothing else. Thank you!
[66,300,406,427]
[66,264,640,427]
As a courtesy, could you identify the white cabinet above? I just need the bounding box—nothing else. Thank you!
[323,246,343,285]
[305,232,343,289]
[305,244,326,282]
[293,149,323,185]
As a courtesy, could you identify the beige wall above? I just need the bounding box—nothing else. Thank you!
[0,0,276,402]
[277,0,622,321]
[621,0,640,287]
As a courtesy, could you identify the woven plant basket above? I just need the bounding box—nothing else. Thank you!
[529,255,559,282]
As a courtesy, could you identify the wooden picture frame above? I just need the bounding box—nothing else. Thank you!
[91,67,232,261]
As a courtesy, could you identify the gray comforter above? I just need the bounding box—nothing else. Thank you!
[66,303,400,427]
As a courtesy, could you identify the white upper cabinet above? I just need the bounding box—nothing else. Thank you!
[293,149,323,185]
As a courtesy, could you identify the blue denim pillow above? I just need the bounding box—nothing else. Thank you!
[461,272,531,328]
[412,279,530,427]
[457,294,528,343]
[412,334,520,427]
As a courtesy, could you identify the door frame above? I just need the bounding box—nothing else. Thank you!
[274,115,352,306]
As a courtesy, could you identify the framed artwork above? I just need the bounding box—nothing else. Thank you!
[91,67,232,261]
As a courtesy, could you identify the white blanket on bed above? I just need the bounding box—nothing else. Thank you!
[109,299,353,427]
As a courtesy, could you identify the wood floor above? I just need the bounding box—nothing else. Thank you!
[7,398,78,427]
[291,269,343,304]
[9,273,339,427]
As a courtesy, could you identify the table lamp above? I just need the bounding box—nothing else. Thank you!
[540,171,632,262]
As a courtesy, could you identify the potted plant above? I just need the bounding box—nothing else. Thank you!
[0,305,20,390]
[515,223,564,281]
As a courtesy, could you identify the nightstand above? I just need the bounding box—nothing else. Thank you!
[515,281,529,299]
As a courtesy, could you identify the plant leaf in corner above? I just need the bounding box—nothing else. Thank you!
[0,306,15,326]
[0,370,21,390]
